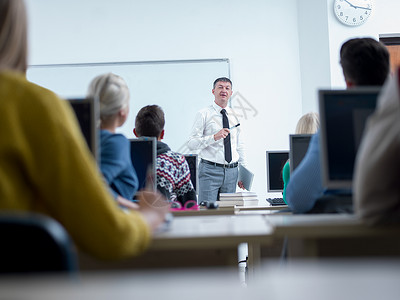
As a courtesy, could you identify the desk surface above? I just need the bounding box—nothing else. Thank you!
[152,215,274,250]
[3,260,400,300]
[265,213,400,238]
[171,203,289,217]
[171,206,236,217]
[263,213,400,258]
[79,214,275,270]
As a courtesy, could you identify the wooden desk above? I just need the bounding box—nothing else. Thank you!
[3,260,400,300]
[171,206,236,217]
[171,203,290,217]
[79,215,274,270]
[265,214,400,257]
[0,267,246,300]
[237,205,288,211]
[236,205,290,216]
[255,259,400,300]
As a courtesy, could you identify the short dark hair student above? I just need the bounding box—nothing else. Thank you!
[134,105,197,205]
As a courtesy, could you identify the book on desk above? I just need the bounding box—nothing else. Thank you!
[218,192,258,207]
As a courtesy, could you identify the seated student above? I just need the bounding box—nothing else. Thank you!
[354,67,400,224]
[0,0,169,260]
[133,105,197,205]
[282,112,319,204]
[286,37,390,213]
[87,73,139,208]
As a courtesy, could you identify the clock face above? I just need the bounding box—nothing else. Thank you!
[334,0,373,26]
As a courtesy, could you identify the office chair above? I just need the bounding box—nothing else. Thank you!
[0,212,78,274]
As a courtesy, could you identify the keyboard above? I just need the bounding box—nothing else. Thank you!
[266,197,286,206]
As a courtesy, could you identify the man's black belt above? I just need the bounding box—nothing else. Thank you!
[201,159,238,169]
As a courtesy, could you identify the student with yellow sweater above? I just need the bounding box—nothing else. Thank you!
[0,0,169,261]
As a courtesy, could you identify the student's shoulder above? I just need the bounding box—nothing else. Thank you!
[283,160,290,171]
[101,131,129,146]
[164,150,187,164]
[1,71,60,102]
[0,71,75,123]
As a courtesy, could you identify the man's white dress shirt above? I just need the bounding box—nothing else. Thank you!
[188,102,246,166]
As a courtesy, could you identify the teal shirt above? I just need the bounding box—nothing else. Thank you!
[282,160,290,204]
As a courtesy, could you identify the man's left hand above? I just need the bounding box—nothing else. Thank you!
[238,181,245,190]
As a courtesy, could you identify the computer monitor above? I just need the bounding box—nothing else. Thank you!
[289,134,312,174]
[129,137,157,191]
[66,98,99,162]
[266,151,289,193]
[183,154,198,194]
[319,88,381,190]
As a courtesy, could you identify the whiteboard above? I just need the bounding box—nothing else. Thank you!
[27,59,230,153]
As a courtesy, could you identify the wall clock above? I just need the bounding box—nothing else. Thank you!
[334,0,373,26]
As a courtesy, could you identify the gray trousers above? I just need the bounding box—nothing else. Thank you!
[198,161,238,203]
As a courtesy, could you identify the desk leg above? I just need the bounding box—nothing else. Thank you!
[247,242,261,281]
[287,238,319,257]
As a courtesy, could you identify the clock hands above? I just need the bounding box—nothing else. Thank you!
[353,5,371,10]
[343,0,372,10]
[343,0,356,8]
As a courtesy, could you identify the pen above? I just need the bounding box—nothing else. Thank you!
[229,123,240,130]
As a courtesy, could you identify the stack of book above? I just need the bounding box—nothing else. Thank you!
[218,192,258,207]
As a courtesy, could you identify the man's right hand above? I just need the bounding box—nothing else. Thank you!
[214,128,230,141]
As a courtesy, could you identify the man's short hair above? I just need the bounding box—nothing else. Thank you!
[135,105,165,138]
[340,38,390,86]
[213,77,232,89]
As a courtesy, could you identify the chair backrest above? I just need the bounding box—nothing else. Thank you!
[0,212,78,274]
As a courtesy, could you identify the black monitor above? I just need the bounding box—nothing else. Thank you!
[183,154,198,194]
[289,134,312,174]
[319,88,381,190]
[66,98,98,162]
[129,137,157,191]
[266,151,289,193]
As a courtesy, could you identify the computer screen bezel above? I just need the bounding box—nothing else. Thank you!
[129,137,157,192]
[319,87,381,190]
[266,150,289,193]
[289,134,312,174]
[66,97,99,163]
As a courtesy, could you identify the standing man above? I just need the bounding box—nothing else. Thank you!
[188,77,246,204]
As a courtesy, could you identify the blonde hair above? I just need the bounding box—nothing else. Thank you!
[0,0,28,73]
[295,112,319,134]
[87,73,130,123]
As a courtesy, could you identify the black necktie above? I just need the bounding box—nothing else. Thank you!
[221,109,232,163]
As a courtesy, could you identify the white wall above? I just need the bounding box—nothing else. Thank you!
[25,0,400,201]
[297,0,331,114]
[296,0,400,112]
[326,0,400,88]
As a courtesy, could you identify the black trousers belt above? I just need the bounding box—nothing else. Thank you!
[201,159,238,169]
